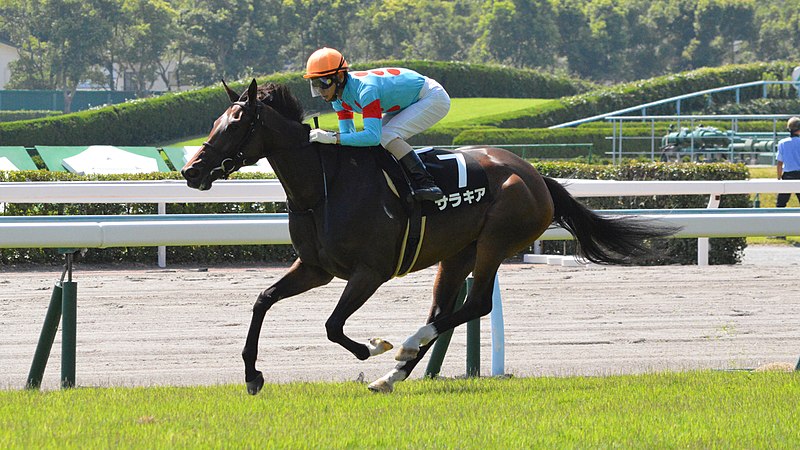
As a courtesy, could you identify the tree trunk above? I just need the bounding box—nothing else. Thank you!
[62,85,76,114]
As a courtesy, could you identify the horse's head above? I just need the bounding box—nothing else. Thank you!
[181,79,265,190]
[183,78,308,190]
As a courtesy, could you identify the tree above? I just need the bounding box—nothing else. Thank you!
[471,0,559,69]
[1,0,117,112]
[178,0,253,85]
[111,0,177,95]
[684,0,756,68]
[276,0,357,70]
[755,0,800,62]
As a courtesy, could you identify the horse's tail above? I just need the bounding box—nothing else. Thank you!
[542,176,679,264]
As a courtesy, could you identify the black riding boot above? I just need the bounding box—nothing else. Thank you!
[398,152,444,202]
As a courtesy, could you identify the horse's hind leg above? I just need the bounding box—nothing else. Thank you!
[395,251,502,364]
[369,245,476,393]
[243,258,333,395]
[396,174,548,364]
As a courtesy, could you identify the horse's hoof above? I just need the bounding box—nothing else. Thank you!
[368,338,394,356]
[395,346,419,361]
[367,379,393,393]
[246,372,264,395]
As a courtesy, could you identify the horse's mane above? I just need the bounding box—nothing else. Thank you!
[244,83,304,124]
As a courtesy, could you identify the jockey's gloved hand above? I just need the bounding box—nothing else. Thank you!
[309,129,338,144]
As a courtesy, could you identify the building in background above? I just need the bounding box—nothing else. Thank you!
[0,40,193,111]
[0,38,20,90]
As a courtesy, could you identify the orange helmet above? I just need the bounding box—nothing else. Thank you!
[303,47,349,79]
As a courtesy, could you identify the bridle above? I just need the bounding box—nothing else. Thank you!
[203,100,263,180]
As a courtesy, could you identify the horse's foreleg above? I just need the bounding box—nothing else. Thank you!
[243,259,333,395]
[324,267,386,361]
[370,246,476,393]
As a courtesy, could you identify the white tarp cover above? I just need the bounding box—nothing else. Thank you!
[0,157,19,171]
[182,146,274,173]
[62,146,159,175]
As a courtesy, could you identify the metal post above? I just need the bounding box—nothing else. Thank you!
[611,119,617,165]
[465,278,479,377]
[698,194,721,266]
[489,275,504,376]
[60,252,77,388]
[158,202,167,268]
[26,281,64,389]
[424,282,467,378]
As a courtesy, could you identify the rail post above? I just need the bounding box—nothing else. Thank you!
[424,282,467,378]
[26,282,64,389]
[60,250,78,388]
[425,277,488,378]
[465,278,480,377]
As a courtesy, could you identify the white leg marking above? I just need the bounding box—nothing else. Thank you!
[403,324,438,349]
[368,362,409,393]
[367,338,394,357]
[396,324,438,361]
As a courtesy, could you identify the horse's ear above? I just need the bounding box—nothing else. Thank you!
[221,79,239,103]
[247,79,258,106]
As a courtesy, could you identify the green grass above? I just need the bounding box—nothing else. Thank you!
[2,372,800,448]
[160,98,552,148]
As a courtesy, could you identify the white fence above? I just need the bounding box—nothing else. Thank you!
[2,179,800,266]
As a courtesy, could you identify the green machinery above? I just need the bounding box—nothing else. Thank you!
[660,125,781,161]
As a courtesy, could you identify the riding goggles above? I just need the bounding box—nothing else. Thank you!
[309,76,337,97]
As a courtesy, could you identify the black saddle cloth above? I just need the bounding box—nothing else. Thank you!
[376,146,491,216]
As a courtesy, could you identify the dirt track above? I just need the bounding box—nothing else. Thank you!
[2,246,800,391]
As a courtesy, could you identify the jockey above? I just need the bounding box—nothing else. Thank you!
[303,47,447,202]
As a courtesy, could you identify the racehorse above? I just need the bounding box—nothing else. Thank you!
[181,79,677,394]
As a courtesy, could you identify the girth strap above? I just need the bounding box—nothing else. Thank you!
[393,201,426,278]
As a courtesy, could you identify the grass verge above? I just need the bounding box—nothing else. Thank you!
[2,371,800,448]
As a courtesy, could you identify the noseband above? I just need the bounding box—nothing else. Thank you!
[204,101,262,179]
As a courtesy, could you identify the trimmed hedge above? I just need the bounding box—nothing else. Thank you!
[0,62,593,147]
[1,161,748,265]
[412,63,798,150]
[473,62,798,129]
[0,110,61,122]
[367,60,596,99]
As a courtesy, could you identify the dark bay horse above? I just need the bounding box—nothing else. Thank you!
[181,79,676,394]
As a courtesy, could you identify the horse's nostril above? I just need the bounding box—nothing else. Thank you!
[182,167,199,180]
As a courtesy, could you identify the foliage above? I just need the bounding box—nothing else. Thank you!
[703,98,800,115]
[0,0,118,112]
[754,0,800,62]
[491,62,798,128]
[0,62,590,147]
[471,0,559,68]
[0,110,59,122]
[2,0,799,87]
[2,373,800,447]
[109,0,177,96]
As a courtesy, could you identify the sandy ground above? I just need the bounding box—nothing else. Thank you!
[2,246,800,391]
